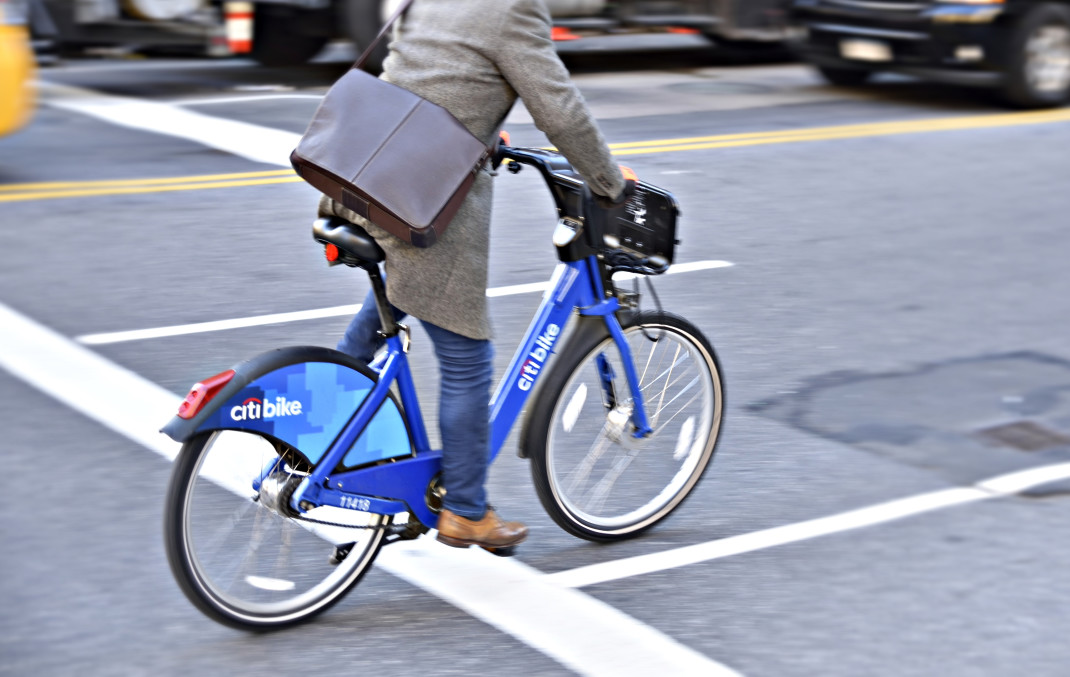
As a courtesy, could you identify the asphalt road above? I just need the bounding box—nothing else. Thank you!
[2,46,1070,676]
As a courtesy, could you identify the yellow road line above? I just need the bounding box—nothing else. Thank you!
[0,177,303,203]
[0,169,296,193]
[606,108,1070,151]
[3,109,1069,202]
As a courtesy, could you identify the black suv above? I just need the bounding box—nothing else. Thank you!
[789,0,1070,107]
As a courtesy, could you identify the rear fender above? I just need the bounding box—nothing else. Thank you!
[161,347,412,469]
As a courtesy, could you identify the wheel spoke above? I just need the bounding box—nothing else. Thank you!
[193,494,260,564]
[581,451,637,515]
[650,343,682,428]
[650,376,702,425]
[652,389,704,438]
[639,352,691,393]
[565,426,614,495]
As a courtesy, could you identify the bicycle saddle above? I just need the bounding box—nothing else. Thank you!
[312,217,385,264]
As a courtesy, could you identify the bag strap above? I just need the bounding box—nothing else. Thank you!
[354,0,418,71]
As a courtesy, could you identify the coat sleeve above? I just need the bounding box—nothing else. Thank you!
[487,0,625,199]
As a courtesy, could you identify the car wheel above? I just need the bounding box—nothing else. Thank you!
[1002,3,1070,108]
[250,5,331,67]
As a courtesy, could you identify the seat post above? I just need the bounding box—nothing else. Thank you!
[362,263,400,338]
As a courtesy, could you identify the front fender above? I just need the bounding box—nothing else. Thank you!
[161,347,411,469]
[515,312,635,458]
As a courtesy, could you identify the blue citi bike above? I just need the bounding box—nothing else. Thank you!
[161,141,725,630]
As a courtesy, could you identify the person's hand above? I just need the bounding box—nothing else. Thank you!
[593,165,638,209]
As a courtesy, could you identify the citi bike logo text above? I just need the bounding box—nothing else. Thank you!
[517,324,561,392]
[230,396,304,421]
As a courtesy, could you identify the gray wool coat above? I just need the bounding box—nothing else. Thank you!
[319,0,625,340]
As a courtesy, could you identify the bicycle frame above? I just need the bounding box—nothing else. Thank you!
[287,254,652,530]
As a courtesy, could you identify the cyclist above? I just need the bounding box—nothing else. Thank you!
[318,0,627,552]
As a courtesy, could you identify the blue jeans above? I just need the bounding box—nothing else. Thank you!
[337,290,493,520]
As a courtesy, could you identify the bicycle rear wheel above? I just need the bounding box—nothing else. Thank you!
[525,311,724,541]
[163,430,386,630]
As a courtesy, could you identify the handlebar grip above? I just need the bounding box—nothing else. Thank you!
[492,131,511,169]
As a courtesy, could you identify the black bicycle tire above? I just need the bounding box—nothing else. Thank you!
[525,311,725,542]
[162,431,386,631]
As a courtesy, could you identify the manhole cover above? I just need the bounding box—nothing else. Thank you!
[975,421,1070,452]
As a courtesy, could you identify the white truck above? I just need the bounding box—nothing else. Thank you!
[29,0,789,68]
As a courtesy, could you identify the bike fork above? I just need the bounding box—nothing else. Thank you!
[602,313,652,439]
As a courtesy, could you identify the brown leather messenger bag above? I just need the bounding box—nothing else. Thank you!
[290,0,492,248]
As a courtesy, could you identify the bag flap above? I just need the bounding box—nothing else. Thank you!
[355,99,489,228]
[295,70,420,182]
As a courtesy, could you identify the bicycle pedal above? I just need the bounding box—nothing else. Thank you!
[386,518,430,543]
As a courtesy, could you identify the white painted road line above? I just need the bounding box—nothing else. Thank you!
[78,303,365,345]
[383,538,739,677]
[975,463,1070,495]
[544,464,1070,589]
[0,299,740,676]
[75,260,734,345]
[38,82,300,167]
[0,303,181,460]
[174,94,324,106]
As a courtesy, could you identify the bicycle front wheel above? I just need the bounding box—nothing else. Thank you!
[163,430,386,630]
[525,311,724,541]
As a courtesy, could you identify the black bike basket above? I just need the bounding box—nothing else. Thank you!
[602,183,679,269]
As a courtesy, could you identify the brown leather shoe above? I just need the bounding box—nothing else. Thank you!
[436,508,528,551]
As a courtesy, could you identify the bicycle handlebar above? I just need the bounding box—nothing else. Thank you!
[494,142,678,275]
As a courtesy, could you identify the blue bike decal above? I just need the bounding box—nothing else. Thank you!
[196,361,412,466]
[341,398,411,468]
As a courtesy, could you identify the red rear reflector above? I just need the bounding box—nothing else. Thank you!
[619,165,638,183]
[325,243,340,262]
[499,130,511,146]
[667,27,700,35]
[177,369,236,420]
